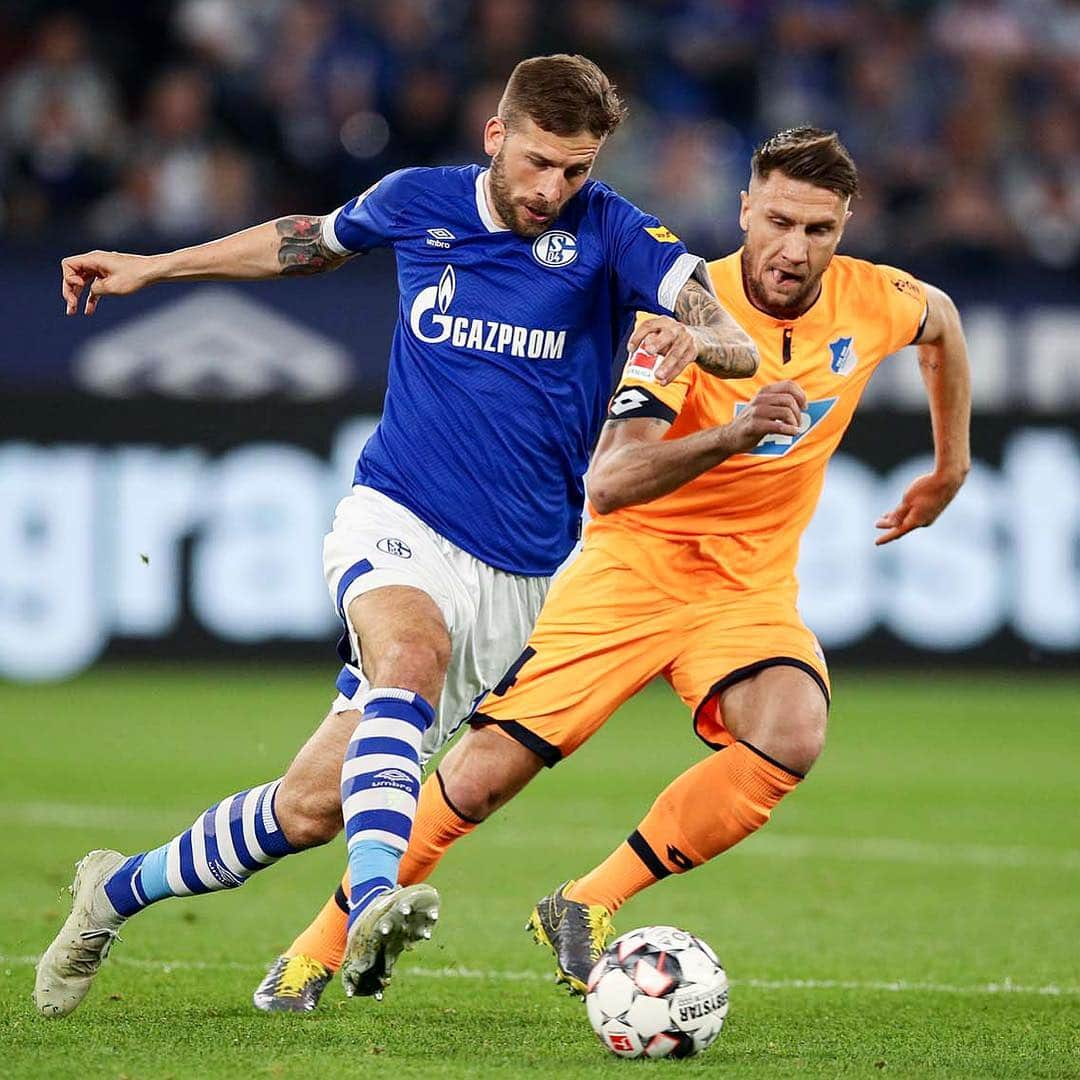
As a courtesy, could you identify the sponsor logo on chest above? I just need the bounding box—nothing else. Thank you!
[735,397,838,457]
[409,265,567,359]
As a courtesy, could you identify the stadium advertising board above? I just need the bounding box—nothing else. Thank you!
[2,397,1076,681]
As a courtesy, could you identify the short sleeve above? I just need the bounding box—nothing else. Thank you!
[320,168,421,255]
[874,264,929,354]
[599,189,713,316]
[606,333,693,423]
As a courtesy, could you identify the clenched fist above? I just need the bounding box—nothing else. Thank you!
[723,380,808,455]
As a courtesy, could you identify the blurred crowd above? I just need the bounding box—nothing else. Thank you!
[1,0,1078,270]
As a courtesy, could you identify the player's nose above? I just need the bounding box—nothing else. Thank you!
[536,173,564,206]
[779,235,810,266]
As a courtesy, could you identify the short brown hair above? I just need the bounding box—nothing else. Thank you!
[751,127,859,197]
[499,54,627,140]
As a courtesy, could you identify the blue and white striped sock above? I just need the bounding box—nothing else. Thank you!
[103,778,297,918]
[341,688,434,929]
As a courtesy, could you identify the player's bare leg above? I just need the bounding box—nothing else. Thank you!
[337,586,450,998]
[35,706,360,1019]
[255,725,542,1010]
[543,666,825,993]
[719,665,828,778]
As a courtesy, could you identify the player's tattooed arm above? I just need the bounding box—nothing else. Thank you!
[673,278,758,378]
[627,278,758,384]
[275,215,350,276]
[61,215,353,313]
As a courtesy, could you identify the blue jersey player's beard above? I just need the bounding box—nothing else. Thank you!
[489,148,561,238]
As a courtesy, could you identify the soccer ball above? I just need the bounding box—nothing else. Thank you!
[585,925,729,1059]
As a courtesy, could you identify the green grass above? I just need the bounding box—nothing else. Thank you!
[1,666,1078,1078]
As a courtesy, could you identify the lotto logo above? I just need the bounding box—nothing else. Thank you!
[610,388,649,415]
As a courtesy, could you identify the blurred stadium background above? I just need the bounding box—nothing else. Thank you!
[2,4,1078,1075]
[1,0,1077,681]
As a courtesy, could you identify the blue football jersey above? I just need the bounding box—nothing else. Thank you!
[321,164,708,575]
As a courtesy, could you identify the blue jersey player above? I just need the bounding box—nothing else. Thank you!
[39,55,758,1017]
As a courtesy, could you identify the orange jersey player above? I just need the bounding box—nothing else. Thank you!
[252,127,972,1011]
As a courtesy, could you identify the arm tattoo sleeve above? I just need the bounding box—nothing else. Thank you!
[673,277,758,378]
[275,216,345,276]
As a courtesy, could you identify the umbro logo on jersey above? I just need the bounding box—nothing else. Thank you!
[426,227,455,249]
[532,230,578,267]
[610,388,650,415]
[735,397,838,457]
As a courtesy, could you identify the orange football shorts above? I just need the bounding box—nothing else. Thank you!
[471,541,830,764]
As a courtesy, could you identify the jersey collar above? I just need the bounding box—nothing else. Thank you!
[475,169,509,233]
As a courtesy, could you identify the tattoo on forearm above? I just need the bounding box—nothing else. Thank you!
[276,216,340,275]
[674,279,758,377]
[917,347,941,374]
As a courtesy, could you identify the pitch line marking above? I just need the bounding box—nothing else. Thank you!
[5,800,1077,871]
[1,955,1076,997]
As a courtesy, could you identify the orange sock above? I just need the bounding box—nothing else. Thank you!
[285,876,350,969]
[284,769,478,971]
[399,769,479,885]
[567,741,802,913]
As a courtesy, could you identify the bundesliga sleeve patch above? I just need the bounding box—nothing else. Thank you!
[644,224,680,244]
[608,384,678,422]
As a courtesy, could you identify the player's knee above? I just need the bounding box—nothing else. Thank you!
[372,634,451,695]
[440,768,500,822]
[775,713,827,776]
[274,781,341,849]
[438,727,542,821]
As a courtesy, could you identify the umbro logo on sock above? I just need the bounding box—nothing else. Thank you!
[372,768,416,791]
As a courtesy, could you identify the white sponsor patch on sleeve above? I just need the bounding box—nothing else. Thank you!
[625,347,659,382]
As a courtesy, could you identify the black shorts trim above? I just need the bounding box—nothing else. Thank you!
[434,767,483,825]
[470,712,562,768]
[627,829,671,880]
[692,656,830,752]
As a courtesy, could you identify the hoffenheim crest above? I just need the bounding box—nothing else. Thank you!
[532,230,578,267]
[828,335,858,376]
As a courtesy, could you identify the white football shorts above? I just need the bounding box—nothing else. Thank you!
[323,485,551,762]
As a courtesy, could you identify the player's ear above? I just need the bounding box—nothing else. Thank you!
[738,191,750,232]
[484,116,506,158]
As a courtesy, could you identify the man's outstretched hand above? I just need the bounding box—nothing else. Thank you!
[61,251,155,315]
[874,470,965,545]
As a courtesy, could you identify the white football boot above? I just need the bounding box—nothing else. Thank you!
[34,849,128,1018]
[340,883,440,999]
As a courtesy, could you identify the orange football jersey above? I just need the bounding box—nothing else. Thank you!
[585,250,927,598]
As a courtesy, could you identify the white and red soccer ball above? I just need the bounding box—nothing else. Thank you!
[585,925,729,1059]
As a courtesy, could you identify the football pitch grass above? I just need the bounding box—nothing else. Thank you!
[1,666,1077,1079]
